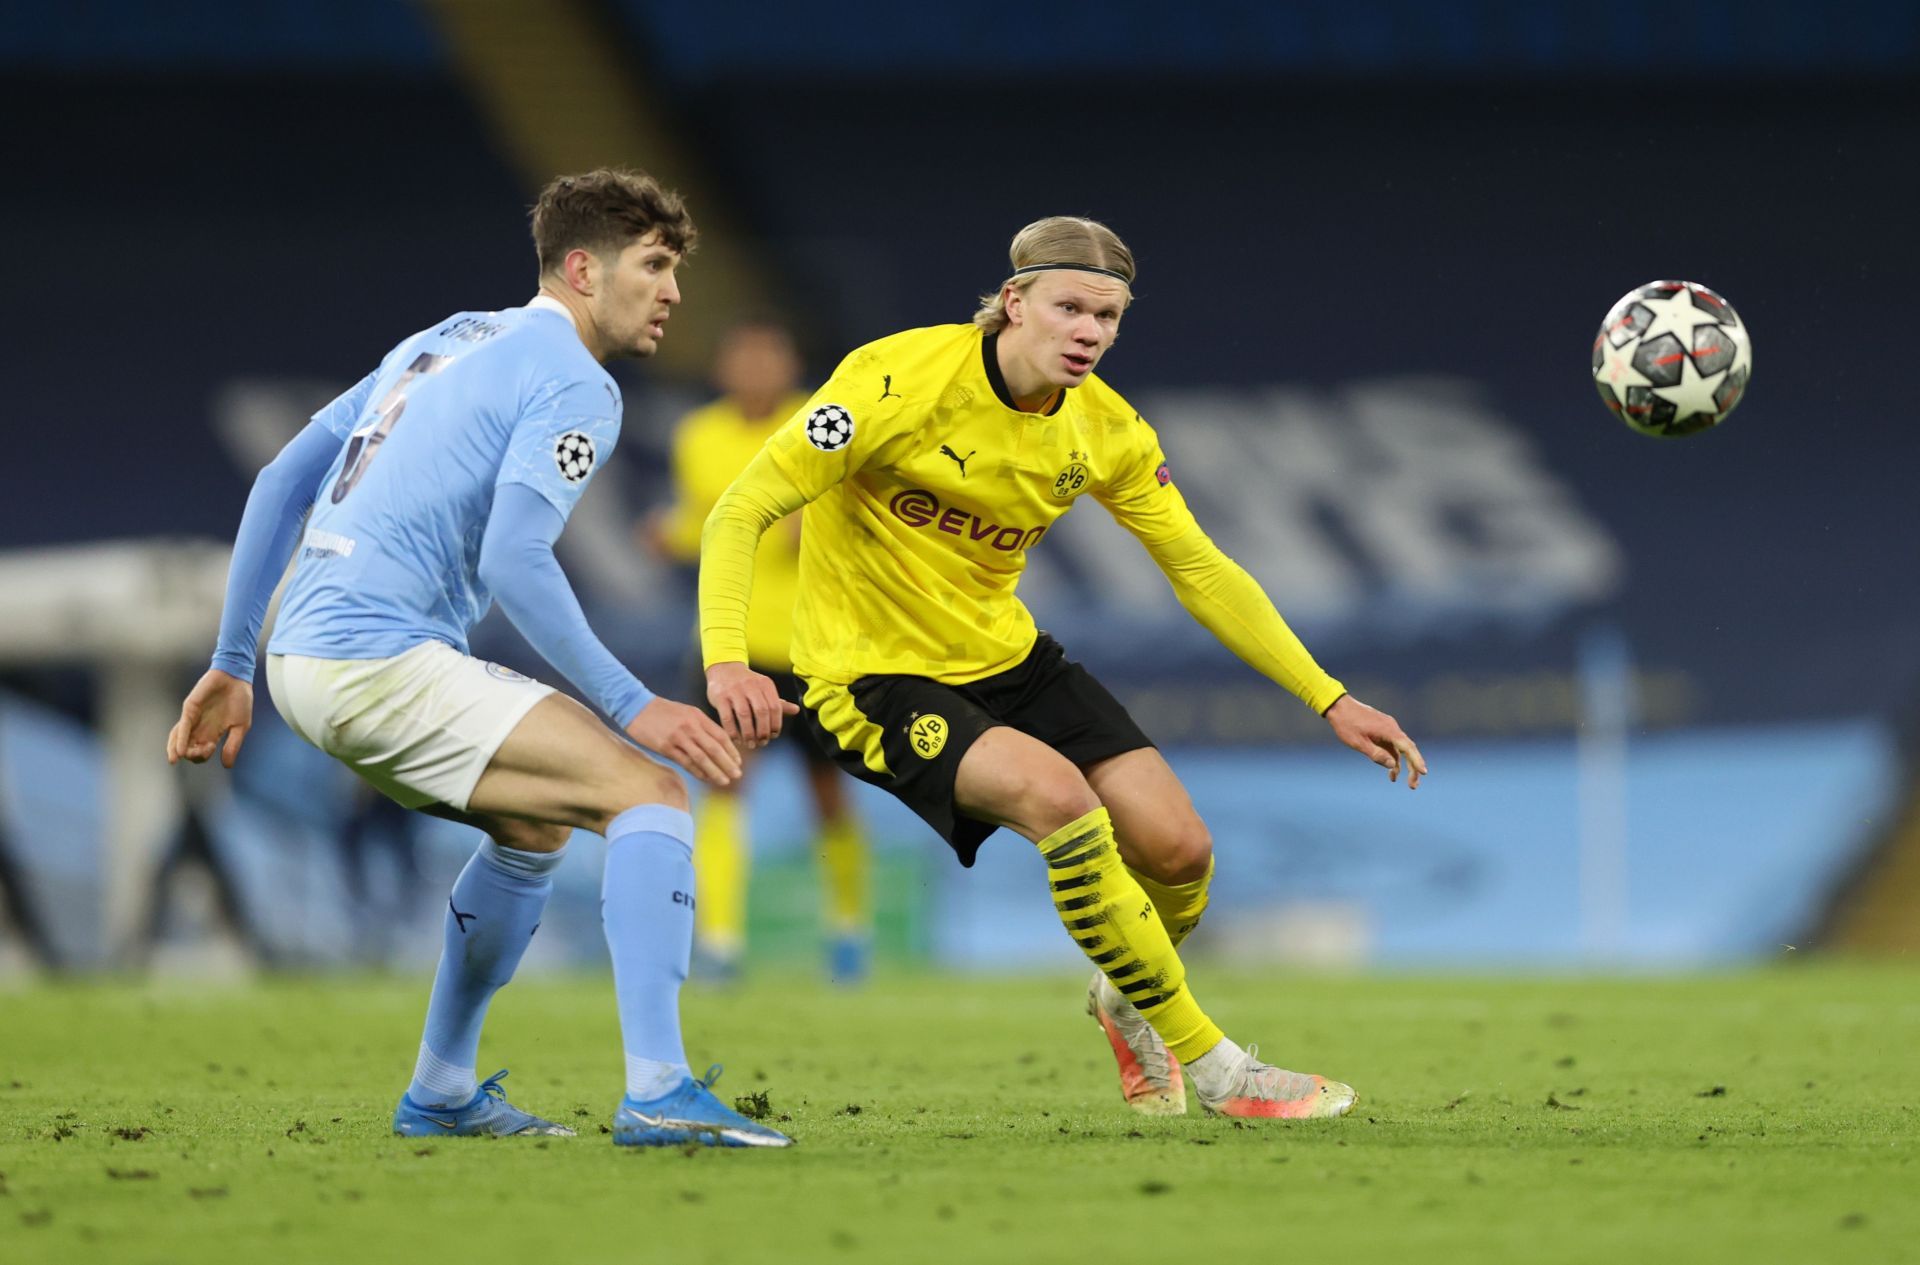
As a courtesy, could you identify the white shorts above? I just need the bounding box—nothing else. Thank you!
[266,641,554,811]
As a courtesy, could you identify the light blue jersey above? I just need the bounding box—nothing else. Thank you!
[270,303,621,661]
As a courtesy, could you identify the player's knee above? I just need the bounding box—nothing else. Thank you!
[1159,816,1213,884]
[1023,769,1101,836]
[624,759,689,815]
[1123,811,1212,884]
[491,819,573,854]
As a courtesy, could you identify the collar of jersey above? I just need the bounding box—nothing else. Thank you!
[525,293,579,330]
[980,332,1067,417]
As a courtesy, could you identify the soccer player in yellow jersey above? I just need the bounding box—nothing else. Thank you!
[699,217,1426,1120]
[651,319,870,981]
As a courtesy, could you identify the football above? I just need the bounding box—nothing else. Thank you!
[1592,280,1752,438]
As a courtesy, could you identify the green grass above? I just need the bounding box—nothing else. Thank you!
[2,965,1916,1264]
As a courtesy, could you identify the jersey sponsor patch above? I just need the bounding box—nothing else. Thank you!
[805,403,855,452]
[554,431,597,483]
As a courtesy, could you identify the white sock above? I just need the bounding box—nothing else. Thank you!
[1183,1037,1248,1100]
[409,1042,479,1107]
[625,1053,689,1101]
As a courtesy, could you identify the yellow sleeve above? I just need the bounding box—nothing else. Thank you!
[698,332,934,668]
[698,446,813,668]
[760,345,918,496]
[1095,414,1347,715]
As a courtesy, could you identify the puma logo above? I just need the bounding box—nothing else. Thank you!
[879,374,901,401]
[449,898,476,934]
[939,444,976,476]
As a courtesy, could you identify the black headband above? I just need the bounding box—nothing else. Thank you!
[1011,262,1133,284]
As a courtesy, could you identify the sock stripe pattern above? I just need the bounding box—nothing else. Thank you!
[1035,808,1224,1063]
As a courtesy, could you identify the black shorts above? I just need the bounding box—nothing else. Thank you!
[797,634,1153,867]
[687,662,835,770]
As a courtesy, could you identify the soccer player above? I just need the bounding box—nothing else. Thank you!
[165,169,791,1148]
[699,217,1426,1119]
[649,319,872,982]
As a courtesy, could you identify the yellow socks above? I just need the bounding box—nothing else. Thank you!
[1038,808,1224,1063]
[692,790,748,960]
[816,815,869,937]
[1128,857,1213,948]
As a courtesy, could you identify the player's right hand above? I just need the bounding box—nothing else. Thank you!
[625,697,744,788]
[166,669,254,769]
[706,661,800,749]
[1324,694,1427,789]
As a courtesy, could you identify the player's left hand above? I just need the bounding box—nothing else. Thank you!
[166,669,254,769]
[1324,694,1426,789]
[626,697,744,788]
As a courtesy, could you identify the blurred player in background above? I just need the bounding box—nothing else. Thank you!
[647,318,871,983]
[166,169,790,1148]
[700,217,1425,1120]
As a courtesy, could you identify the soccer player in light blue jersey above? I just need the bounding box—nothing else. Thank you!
[167,169,794,1148]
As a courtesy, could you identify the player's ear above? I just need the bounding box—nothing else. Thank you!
[1002,283,1025,327]
[562,247,599,296]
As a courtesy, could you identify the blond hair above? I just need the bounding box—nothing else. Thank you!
[973,216,1136,333]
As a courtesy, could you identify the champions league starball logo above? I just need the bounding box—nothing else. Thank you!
[554,431,597,483]
[804,404,855,451]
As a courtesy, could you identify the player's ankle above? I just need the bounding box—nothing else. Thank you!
[1184,1037,1247,1099]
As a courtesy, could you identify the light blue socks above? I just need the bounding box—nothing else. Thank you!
[601,804,697,1100]
[406,838,567,1107]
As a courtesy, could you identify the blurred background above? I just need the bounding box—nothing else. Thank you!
[2,0,1916,981]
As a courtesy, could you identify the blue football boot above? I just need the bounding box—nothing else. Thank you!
[612,1065,794,1148]
[393,1069,576,1138]
[826,934,870,986]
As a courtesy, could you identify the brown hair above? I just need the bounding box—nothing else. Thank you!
[530,168,698,275]
[973,216,1135,332]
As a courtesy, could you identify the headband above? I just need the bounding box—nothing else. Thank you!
[1011,262,1133,284]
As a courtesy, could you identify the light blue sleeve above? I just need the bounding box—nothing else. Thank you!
[210,420,346,680]
[311,369,382,440]
[476,482,654,726]
[496,375,622,520]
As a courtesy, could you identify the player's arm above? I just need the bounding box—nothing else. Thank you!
[168,417,348,768]
[1098,427,1426,788]
[478,484,740,787]
[698,447,811,745]
[699,360,905,745]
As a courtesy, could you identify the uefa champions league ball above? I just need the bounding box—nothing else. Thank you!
[1592,281,1752,438]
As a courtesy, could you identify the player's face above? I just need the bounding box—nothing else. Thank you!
[592,232,683,360]
[714,325,801,404]
[1003,271,1128,390]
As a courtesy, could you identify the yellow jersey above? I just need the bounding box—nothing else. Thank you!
[659,392,810,670]
[700,323,1345,713]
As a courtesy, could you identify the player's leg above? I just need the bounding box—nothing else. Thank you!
[1079,750,1353,1119]
[395,805,576,1137]
[463,694,790,1146]
[804,744,870,983]
[1086,748,1214,945]
[952,728,1226,1072]
[1072,749,1213,1114]
[1001,639,1355,1120]
[688,658,754,981]
[390,683,685,1140]
[691,780,751,980]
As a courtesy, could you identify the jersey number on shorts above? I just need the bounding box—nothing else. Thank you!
[330,352,453,503]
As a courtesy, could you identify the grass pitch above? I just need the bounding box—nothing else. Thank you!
[1,965,1915,1264]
